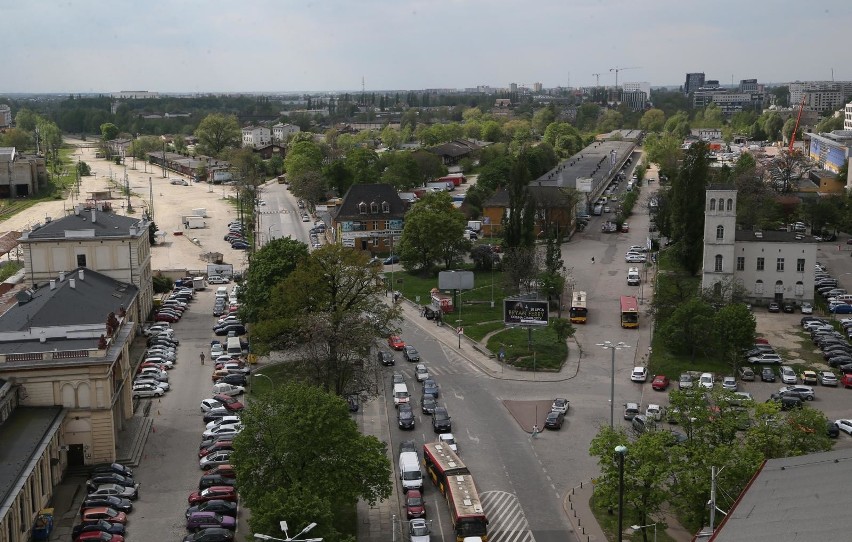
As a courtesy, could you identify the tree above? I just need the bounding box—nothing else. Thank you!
[345,148,381,184]
[502,153,535,250]
[481,120,503,142]
[322,160,353,197]
[597,109,624,133]
[542,122,583,158]
[642,132,682,179]
[0,128,32,150]
[232,383,392,542]
[194,113,241,156]
[658,297,715,359]
[532,106,556,135]
[253,245,400,395]
[100,122,119,142]
[664,111,690,138]
[380,125,400,149]
[238,237,310,324]
[713,303,756,373]
[380,152,420,190]
[15,109,38,132]
[639,109,666,132]
[762,112,784,142]
[398,192,467,271]
[669,142,711,274]
[410,150,447,183]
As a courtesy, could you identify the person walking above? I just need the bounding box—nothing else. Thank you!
[199,352,205,365]
[591,256,595,264]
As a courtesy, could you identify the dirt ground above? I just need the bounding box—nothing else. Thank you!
[1,139,247,274]
[754,310,827,369]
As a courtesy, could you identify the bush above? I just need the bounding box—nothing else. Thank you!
[152,275,173,294]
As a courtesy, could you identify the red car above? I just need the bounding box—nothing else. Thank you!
[80,508,127,525]
[205,464,236,479]
[651,375,670,391]
[388,336,405,350]
[154,312,179,322]
[199,440,234,458]
[75,533,125,542]
[405,489,426,519]
[842,374,852,388]
[212,394,244,412]
[188,486,238,505]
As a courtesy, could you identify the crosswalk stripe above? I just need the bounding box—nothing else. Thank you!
[480,490,535,542]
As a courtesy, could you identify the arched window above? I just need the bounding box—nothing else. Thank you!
[713,282,722,296]
[370,202,378,213]
[716,225,724,240]
[382,201,390,213]
[795,281,804,296]
[710,199,716,211]
[358,202,367,214]
[755,280,764,294]
[727,199,733,211]
[715,255,723,272]
[775,280,784,294]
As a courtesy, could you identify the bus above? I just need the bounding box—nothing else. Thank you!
[620,296,639,328]
[569,291,588,324]
[423,443,488,541]
[423,442,469,494]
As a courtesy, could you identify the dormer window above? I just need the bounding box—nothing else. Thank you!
[370,202,379,214]
[358,202,367,214]
[382,201,390,213]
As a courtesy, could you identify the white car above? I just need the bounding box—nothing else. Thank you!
[748,353,782,365]
[145,349,175,361]
[628,245,647,253]
[212,383,245,396]
[415,364,429,382]
[202,424,243,439]
[438,433,459,454]
[143,357,174,369]
[835,419,852,435]
[645,404,662,421]
[143,324,171,336]
[215,355,235,364]
[216,315,242,326]
[551,398,570,415]
[132,383,165,398]
[625,253,646,263]
[206,415,242,430]
[722,376,737,391]
[138,368,168,381]
[200,398,223,412]
[210,344,224,358]
[630,367,648,382]
[134,378,170,391]
[699,372,714,389]
[207,275,230,284]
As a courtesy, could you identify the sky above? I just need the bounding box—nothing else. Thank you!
[1,0,848,94]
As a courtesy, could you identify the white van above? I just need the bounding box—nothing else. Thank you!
[212,382,245,396]
[226,337,242,358]
[398,451,423,492]
[627,267,640,286]
[393,383,410,407]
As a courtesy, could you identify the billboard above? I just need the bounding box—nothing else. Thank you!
[504,299,549,326]
[577,177,593,193]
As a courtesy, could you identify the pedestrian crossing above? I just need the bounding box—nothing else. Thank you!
[481,490,535,542]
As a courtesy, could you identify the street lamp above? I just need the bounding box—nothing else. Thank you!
[615,445,628,542]
[597,341,631,428]
[268,225,276,245]
[254,521,321,542]
[630,523,657,542]
[253,373,274,393]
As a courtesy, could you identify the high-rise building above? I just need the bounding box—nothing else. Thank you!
[622,82,651,111]
[685,73,705,95]
[533,82,543,92]
[509,83,518,93]
[789,81,852,113]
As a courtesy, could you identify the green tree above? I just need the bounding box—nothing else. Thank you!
[713,303,756,373]
[322,160,353,197]
[238,237,310,324]
[481,120,503,142]
[669,142,711,274]
[642,132,682,179]
[253,245,400,394]
[762,112,784,142]
[232,383,392,541]
[502,153,535,250]
[194,113,241,156]
[345,148,381,184]
[380,152,420,190]
[664,111,690,138]
[542,122,583,158]
[100,122,119,141]
[532,105,556,135]
[380,125,400,149]
[285,140,324,179]
[1,128,32,150]
[639,108,666,132]
[129,135,164,160]
[597,109,624,132]
[658,297,715,359]
[398,192,467,271]
[15,109,38,132]
[410,150,447,182]
[815,114,844,133]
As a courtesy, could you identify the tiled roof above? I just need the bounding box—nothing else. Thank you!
[333,184,406,220]
[23,210,146,239]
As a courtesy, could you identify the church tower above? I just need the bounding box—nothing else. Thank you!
[701,187,737,295]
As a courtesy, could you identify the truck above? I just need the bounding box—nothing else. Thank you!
[627,267,641,286]
[183,216,206,229]
[192,208,208,218]
[192,277,207,291]
[467,220,482,233]
[438,173,466,187]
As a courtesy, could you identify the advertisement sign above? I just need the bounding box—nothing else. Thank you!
[577,178,593,193]
[504,299,549,326]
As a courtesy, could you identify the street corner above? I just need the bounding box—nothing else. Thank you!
[503,399,554,433]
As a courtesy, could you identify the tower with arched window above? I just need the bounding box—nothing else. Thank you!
[701,186,737,296]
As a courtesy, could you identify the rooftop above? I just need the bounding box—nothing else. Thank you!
[23,209,147,240]
[734,230,817,243]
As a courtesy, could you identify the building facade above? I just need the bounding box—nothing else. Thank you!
[789,81,852,113]
[702,187,815,304]
[332,184,405,254]
[272,123,300,142]
[0,105,11,128]
[241,126,271,148]
[805,130,852,175]
[622,82,651,111]
[18,206,153,322]
[684,72,706,95]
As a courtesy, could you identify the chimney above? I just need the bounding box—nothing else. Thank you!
[91,209,97,223]
[78,269,84,281]
[69,279,76,289]
[59,271,65,281]
[49,280,55,290]
[74,204,83,215]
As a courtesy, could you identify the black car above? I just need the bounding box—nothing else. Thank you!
[768,302,781,313]
[761,367,777,382]
[422,379,439,398]
[183,527,235,542]
[87,473,136,489]
[782,302,795,313]
[397,404,415,430]
[544,410,565,430]
[199,474,237,490]
[377,351,395,366]
[421,395,437,415]
[72,519,127,538]
[82,495,133,513]
[91,463,133,477]
[218,373,248,387]
[185,499,239,519]
[828,421,840,438]
[213,323,246,336]
[432,407,452,433]
[403,346,420,363]
[768,394,803,410]
[827,356,852,368]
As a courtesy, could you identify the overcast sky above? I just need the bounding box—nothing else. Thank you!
[2,0,847,94]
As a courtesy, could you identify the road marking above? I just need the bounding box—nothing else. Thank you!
[465,429,480,445]
[480,490,535,542]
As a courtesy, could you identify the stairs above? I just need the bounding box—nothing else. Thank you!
[115,417,153,467]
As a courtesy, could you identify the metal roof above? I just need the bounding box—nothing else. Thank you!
[24,210,146,240]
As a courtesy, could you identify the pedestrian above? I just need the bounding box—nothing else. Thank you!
[199,352,205,365]
[591,256,595,264]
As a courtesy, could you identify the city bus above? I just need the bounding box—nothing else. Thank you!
[620,296,639,328]
[423,443,488,541]
[569,291,588,324]
[423,442,469,494]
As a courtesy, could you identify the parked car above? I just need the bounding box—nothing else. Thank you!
[801,370,819,385]
[678,373,693,389]
[651,375,670,391]
[768,302,781,313]
[819,371,839,386]
[623,402,640,420]
[738,367,755,381]
[388,336,405,350]
[722,376,738,391]
[630,367,648,382]
[551,398,570,414]
[72,519,127,538]
[186,512,237,532]
[801,302,813,314]
[544,410,565,429]
[81,496,133,514]
[185,499,238,519]
[377,351,395,366]
[87,484,138,501]
[187,486,238,505]
[748,353,783,365]
[779,385,815,401]
[397,404,416,430]
[415,364,429,382]
[79,508,128,525]
[404,489,426,519]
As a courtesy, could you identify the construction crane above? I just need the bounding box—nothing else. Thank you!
[609,66,640,88]
[788,95,807,154]
[592,73,601,87]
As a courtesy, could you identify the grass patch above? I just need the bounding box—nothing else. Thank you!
[464,320,506,342]
[484,325,567,370]
[649,333,730,378]
[590,492,677,542]
[0,262,23,282]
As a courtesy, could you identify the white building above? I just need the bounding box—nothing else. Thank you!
[789,81,852,113]
[272,122,300,142]
[241,126,271,148]
[702,187,816,304]
[844,101,852,131]
[0,104,11,128]
[111,90,159,99]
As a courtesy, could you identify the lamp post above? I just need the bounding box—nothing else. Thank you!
[630,523,657,542]
[268,225,276,245]
[615,445,628,542]
[253,373,273,394]
[597,341,631,428]
[254,521,321,542]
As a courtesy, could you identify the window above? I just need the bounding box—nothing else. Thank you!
[736,257,745,271]
[370,202,378,213]
[76,254,86,267]
[797,258,805,272]
[716,225,724,240]
[795,281,804,296]
[775,280,784,294]
[727,198,733,211]
[372,221,380,230]
[714,255,723,272]
[358,202,367,214]
[776,258,784,272]
[710,198,716,211]
[755,280,764,294]
[756,257,764,271]
[382,201,390,213]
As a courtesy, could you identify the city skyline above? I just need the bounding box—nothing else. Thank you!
[2,0,848,94]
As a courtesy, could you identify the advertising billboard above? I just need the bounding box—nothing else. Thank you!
[504,299,549,326]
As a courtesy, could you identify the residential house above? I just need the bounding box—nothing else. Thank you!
[332,184,405,253]
[272,122,300,142]
[427,139,481,165]
[242,126,271,149]
[18,206,153,322]
[481,184,577,239]
[252,144,287,160]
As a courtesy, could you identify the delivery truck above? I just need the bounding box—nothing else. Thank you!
[183,216,206,229]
